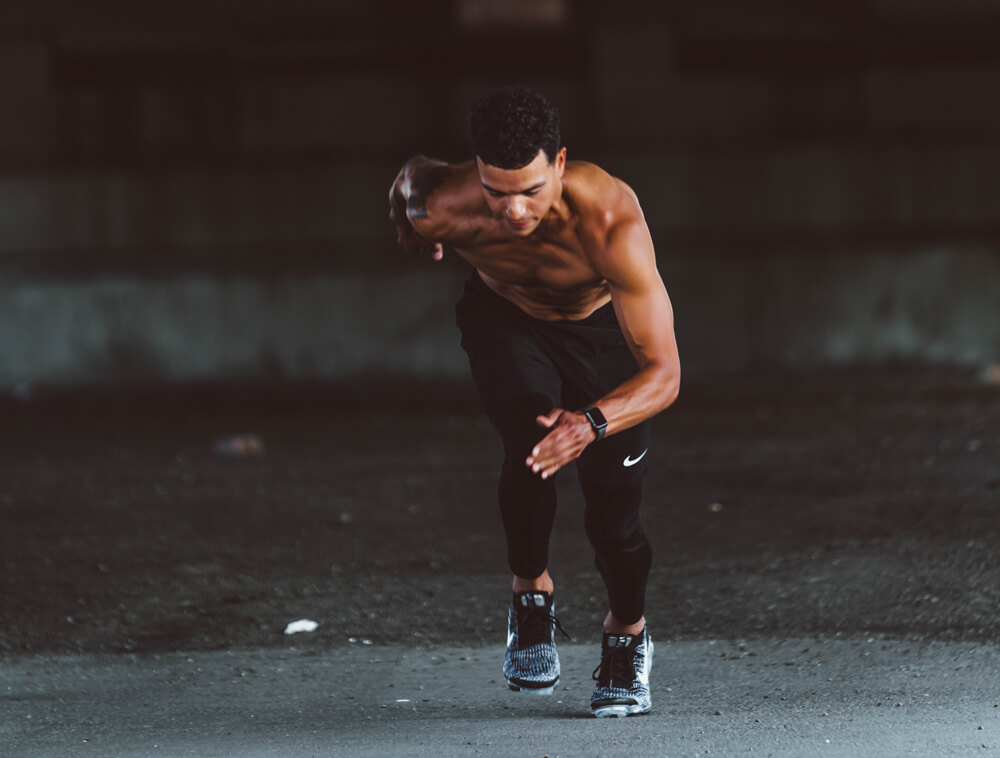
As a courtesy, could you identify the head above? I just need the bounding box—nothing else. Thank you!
[469,87,566,236]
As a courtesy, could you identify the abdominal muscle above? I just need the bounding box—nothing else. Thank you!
[476,269,612,321]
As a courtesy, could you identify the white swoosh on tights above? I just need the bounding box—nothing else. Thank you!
[623,449,648,467]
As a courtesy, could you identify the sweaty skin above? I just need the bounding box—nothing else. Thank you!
[389,148,681,481]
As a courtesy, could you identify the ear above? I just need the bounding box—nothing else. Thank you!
[554,147,567,177]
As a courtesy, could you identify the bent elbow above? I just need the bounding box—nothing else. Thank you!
[659,367,680,412]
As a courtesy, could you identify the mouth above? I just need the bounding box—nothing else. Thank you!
[506,219,532,231]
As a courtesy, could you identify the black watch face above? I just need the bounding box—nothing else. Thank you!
[585,407,607,430]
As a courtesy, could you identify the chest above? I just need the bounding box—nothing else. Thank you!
[455,236,601,291]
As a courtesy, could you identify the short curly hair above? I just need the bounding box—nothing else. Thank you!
[469,87,561,169]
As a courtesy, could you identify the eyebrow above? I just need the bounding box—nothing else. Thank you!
[481,180,547,196]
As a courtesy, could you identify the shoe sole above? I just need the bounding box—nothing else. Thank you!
[591,703,649,718]
[507,679,558,695]
[591,637,653,718]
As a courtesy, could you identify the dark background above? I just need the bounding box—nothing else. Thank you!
[0,1,998,659]
[1,0,998,389]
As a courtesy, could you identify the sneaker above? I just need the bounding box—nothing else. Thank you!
[590,626,653,717]
[503,591,570,695]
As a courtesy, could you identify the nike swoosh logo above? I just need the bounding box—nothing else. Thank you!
[623,449,648,467]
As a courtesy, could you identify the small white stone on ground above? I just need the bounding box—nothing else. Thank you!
[284,619,319,635]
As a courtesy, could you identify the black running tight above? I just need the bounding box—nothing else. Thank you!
[456,271,655,626]
[486,392,652,625]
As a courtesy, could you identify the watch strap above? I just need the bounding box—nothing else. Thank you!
[581,406,608,441]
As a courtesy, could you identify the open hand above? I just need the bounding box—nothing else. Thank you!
[525,409,597,479]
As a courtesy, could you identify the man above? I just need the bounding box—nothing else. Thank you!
[388,87,680,717]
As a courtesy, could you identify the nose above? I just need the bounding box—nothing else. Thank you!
[505,197,527,220]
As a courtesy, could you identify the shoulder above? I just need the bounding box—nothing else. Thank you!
[408,159,486,240]
[564,162,644,235]
[563,162,652,278]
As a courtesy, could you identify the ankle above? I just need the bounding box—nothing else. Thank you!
[603,612,644,636]
[512,570,554,595]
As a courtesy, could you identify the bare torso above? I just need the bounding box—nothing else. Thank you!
[459,235,612,322]
[416,160,622,321]
[390,146,681,472]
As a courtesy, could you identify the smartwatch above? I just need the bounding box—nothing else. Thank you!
[580,406,608,441]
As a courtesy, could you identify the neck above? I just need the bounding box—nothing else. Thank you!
[536,180,566,233]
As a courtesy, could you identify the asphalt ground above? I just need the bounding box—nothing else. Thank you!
[1,369,998,756]
[4,639,998,756]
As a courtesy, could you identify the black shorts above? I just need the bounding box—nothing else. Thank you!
[455,271,654,619]
[454,270,651,484]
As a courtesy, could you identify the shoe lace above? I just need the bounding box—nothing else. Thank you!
[592,644,636,689]
[518,603,572,647]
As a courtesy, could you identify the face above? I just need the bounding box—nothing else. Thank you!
[476,148,566,236]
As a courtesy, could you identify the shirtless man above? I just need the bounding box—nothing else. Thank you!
[388,87,680,717]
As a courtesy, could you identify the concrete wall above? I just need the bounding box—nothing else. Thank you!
[0,270,470,387]
[2,247,998,388]
[1,1,999,389]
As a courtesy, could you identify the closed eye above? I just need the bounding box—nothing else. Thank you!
[488,189,539,199]
[482,181,546,197]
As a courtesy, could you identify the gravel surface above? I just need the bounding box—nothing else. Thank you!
[2,372,997,655]
[1,371,998,755]
[4,639,998,756]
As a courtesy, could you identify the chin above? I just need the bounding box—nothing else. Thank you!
[506,221,536,236]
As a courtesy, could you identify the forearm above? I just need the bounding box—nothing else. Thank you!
[588,362,680,438]
[525,361,679,480]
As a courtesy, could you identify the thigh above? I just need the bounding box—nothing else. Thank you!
[461,327,561,414]
[561,348,646,463]
[549,305,642,412]
[456,276,562,452]
[577,417,652,487]
[466,332,562,460]
[565,319,652,485]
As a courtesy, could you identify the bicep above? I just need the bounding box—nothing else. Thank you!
[603,221,678,370]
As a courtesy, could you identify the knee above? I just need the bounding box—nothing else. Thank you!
[500,455,549,493]
[584,514,646,554]
[487,392,555,464]
[499,448,557,507]
[581,481,646,550]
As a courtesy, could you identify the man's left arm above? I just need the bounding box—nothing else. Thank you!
[526,200,680,479]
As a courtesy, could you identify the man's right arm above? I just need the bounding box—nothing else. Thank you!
[388,155,453,261]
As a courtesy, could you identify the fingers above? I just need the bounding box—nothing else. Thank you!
[526,434,575,479]
[392,225,444,260]
[535,409,561,429]
[525,411,593,479]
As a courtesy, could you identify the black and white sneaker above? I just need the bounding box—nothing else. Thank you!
[503,591,570,695]
[590,626,653,717]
